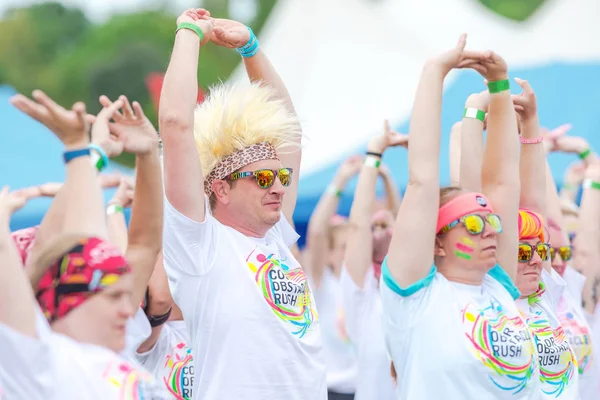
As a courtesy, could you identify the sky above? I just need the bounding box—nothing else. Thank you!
[0,0,257,22]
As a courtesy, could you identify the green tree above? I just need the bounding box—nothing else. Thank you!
[0,2,89,91]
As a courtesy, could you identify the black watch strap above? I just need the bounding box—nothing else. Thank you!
[146,307,172,328]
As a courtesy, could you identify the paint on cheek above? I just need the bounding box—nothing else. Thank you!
[454,237,475,260]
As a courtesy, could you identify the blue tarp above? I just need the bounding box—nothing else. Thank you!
[0,85,133,231]
[293,62,600,230]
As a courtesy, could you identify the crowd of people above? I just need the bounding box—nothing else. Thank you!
[0,7,599,400]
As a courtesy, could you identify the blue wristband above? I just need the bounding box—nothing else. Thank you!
[88,144,109,172]
[63,148,91,164]
[236,27,260,58]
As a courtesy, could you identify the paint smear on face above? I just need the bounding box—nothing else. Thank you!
[455,237,475,260]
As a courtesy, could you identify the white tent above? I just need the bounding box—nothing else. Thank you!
[231,0,600,176]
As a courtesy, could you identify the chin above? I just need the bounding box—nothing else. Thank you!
[263,211,281,226]
[518,278,541,297]
[552,264,566,276]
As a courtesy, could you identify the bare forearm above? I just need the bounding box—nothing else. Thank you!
[482,92,519,188]
[459,119,484,192]
[519,116,546,215]
[63,157,108,238]
[128,148,162,249]
[107,212,128,253]
[449,122,462,185]
[160,31,200,129]
[243,50,296,115]
[383,175,402,214]
[408,64,445,184]
[0,225,36,337]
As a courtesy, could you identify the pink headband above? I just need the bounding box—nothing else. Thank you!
[203,142,279,197]
[436,192,494,233]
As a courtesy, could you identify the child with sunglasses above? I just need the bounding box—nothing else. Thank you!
[380,37,539,399]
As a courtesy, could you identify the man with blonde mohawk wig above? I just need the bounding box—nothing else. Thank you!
[159,8,326,400]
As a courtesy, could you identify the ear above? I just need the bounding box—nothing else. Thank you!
[211,180,232,206]
[434,237,447,257]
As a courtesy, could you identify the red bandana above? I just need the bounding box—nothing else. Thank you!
[36,237,131,322]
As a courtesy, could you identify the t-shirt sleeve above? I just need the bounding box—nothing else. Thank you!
[269,215,300,248]
[340,267,378,343]
[0,322,54,399]
[163,195,219,276]
[380,257,440,330]
[487,264,520,300]
[541,268,567,312]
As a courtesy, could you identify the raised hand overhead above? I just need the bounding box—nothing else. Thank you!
[10,90,89,147]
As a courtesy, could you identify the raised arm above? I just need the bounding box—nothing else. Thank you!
[0,189,36,337]
[514,79,546,217]
[106,177,135,253]
[99,95,163,309]
[576,161,600,313]
[386,35,476,286]
[10,91,116,242]
[480,55,520,281]
[210,16,300,223]
[306,156,361,287]
[346,125,408,287]
[449,121,462,185]
[460,91,488,192]
[379,164,403,216]
[137,253,173,353]
[160,9,213,222]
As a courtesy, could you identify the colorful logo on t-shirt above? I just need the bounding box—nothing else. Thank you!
[526,286,577,397]
[462,300,536,394]
[247,248,317,338]
[557,296,593,375]
[103,360,155,400]
[160,342,194,399]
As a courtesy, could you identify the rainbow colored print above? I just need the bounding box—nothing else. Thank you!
[247,249,317,338]
[462,302,536,394]
[103,360,154,400]
[163,342,194,399]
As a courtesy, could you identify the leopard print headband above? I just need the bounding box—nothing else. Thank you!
[204,142,279,197]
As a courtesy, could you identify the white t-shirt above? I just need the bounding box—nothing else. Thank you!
[381,261,539,399]
[0,307,158,400]
[122,307,152,360]
[136,320,194,400]
[339,267,395,400]
[516,269,579,399]
[162,198,326,400]
[312,268,357,394]
[558,266,596,399]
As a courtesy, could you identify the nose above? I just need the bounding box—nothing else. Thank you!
[481,220,497,239]
[268,176,286,196]
[552,252,564,267]
[119,296,134,319]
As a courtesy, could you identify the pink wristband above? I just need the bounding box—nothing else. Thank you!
[519,136,543,144]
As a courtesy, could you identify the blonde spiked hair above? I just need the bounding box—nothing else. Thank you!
[194,82,301,191]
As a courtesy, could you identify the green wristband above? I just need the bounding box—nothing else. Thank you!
[176,22,204,42]
[463,108,486,122]
[583,179,600,190]
[561,183,576,190]
[487,79,510,94]
[364,155,381,169]
[326,184,342,197]
[578,148,592,160]
[107,204,124,215]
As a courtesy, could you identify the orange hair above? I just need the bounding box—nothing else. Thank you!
[518,208,545,242]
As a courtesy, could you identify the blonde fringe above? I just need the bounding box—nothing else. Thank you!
[193,82,301,178]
